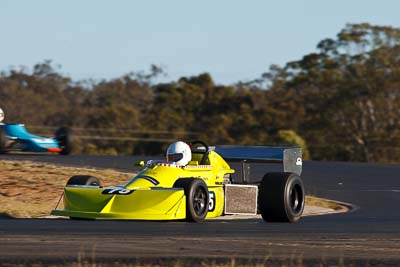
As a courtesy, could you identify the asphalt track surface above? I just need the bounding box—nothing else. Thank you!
[1,154,400,266]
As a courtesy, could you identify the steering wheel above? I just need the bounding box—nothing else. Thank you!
[190,140,210,165]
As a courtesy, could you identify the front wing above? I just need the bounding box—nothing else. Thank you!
[51,187,187,220]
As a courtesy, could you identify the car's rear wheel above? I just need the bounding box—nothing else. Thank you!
[173,178,209,222]
[258,172,304,222]
[0,128,7,154]
[66,175,101,187]
[55,127,73,155]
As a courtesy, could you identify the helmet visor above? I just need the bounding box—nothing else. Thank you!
[167,153,183,162]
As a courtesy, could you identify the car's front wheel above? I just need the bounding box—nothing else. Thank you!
[66,175,101,187]
[173,178,209,222]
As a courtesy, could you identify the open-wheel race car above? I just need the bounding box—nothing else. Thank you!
[51,140,305,223]
[0,108,73,155]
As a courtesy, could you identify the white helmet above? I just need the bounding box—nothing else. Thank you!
[166,141,192,166]
[0,107,4,122]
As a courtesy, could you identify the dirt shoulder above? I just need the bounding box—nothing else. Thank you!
[0,160,348,218]
[0,160,133,218]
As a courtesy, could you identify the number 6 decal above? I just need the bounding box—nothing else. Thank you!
[208,191,216,212]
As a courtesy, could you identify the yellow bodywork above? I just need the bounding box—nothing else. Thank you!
[51,151,234,220]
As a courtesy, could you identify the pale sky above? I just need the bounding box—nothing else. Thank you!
[1,0,399,84]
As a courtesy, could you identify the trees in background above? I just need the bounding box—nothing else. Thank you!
[0,23,399,162]
[259,23,400,162]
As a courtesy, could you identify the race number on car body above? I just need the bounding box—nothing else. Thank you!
[208,191,216,211]
[102,188,134,195]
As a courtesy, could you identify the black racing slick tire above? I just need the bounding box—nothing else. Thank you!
[258,172,305,223]
[55,127,73,155]
[173,178,209,222]
[0,128,6,154]
[66,175,101,187]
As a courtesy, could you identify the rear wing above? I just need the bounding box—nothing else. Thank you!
[212,146,303,182]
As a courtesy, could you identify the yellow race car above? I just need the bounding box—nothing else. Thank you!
[51,141,304,223]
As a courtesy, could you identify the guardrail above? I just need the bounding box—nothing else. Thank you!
[29,125,201,143]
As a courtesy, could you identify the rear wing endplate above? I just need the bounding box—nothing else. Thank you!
[213,146,303,180]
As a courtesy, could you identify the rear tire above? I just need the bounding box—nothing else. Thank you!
[66,175,101,187]
[173,178,209,222]
[258,172,305,223]
[55,127,73,155]
[0,128,6,154]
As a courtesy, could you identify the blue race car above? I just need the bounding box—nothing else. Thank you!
[0,108,73,155]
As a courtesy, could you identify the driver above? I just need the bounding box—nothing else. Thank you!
[166,141,191,166]
[0,107,4,124]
